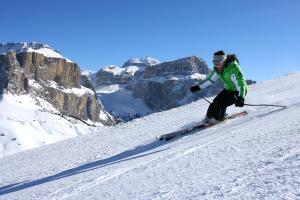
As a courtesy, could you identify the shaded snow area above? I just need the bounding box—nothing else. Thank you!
[96,85,152,120]
[1,72,300,199]
[0,93,94,158]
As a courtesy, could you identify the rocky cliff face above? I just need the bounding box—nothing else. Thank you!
[143,56,209,78]
[131,56,211,111]
[16,51,81,88]
[93,65,133,86]
[0,52,30,95]
[0,42,115,126]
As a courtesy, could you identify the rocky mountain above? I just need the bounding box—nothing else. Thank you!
[91,56,225,122]
[92,56,255,122]
[0,42,115,126]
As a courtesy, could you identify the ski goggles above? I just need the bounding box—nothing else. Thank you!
[213,61,223,66]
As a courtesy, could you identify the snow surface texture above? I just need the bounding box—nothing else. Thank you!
[0,72,300,199]
[0,42,73,62]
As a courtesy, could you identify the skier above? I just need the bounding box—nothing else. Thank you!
[190,50,247,124]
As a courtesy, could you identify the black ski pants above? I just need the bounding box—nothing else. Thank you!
[206,89,238,121]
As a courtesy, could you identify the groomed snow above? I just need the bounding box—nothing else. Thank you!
[0,72,300,199]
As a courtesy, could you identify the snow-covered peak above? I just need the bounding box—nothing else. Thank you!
[122,56,160,67]
[0,42,73,62]
[81,69,95,76]
[100,64,143,77]
[95,57,160,78]
[102,65,125,75]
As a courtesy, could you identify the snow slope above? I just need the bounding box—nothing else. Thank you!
[0,72,300,199]
[0,93,95,158]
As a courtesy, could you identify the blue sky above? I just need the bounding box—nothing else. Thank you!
[1,0,299,81]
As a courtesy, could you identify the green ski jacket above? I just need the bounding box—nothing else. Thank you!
[199,60,248,98]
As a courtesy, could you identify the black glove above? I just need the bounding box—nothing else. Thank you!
[235,96,245,107]
[190,85,201,93]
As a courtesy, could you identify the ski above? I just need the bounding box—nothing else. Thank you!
[157,111,248,141]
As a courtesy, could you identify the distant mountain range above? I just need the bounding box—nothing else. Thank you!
[90,56,209,122]
[89,55,255,122]
[1,42,256,123]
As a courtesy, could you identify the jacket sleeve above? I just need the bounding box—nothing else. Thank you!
[199,70,218,89]
[230,66,248,98]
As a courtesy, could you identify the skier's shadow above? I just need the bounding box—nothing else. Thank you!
[256,106,287,118]
[0,140,168,196]
[0,91,3,101]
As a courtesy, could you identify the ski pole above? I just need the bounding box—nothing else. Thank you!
[233,95,287,108]
[244,103,287,108]
[203,96,286,108]
[201,97,211,104]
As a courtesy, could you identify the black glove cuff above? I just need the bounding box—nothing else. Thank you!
[190,85,201,93]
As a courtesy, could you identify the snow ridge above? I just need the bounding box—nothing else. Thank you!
[0,42,73,62]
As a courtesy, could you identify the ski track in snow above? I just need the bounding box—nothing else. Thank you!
[0,72,300,199]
